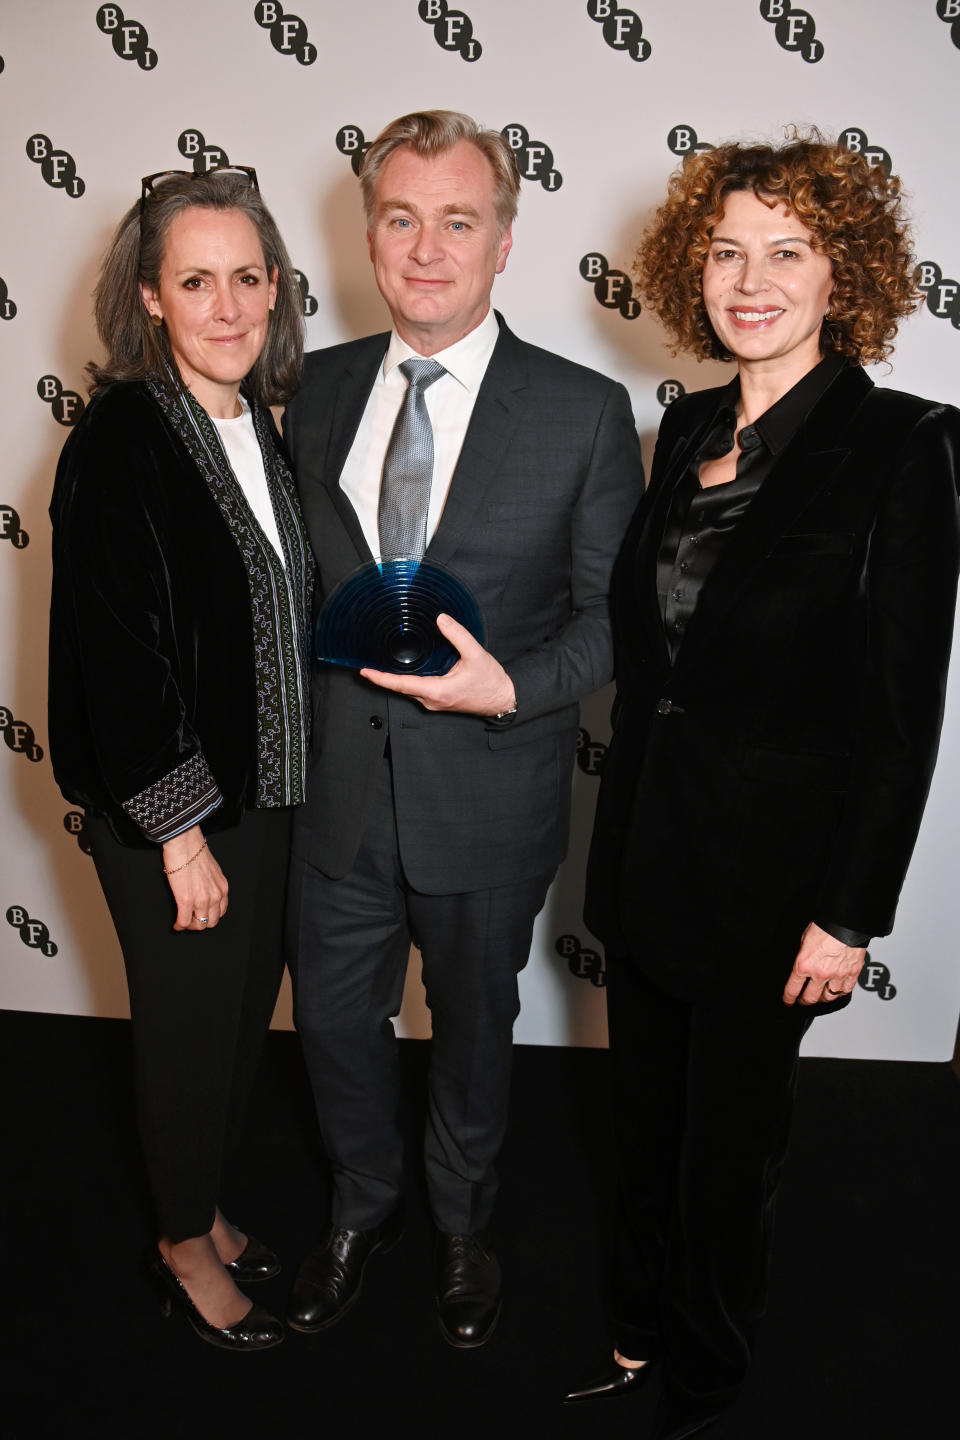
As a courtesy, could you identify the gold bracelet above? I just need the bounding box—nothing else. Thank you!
[162,838,207,875]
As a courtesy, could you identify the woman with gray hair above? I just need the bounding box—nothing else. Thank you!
[49,166,313,1350]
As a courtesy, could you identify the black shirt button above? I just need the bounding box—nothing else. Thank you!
[657,698,673,715]
[369,716,383,730]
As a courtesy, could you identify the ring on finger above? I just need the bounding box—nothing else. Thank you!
[197,916,209,927]
[825,984,842,996]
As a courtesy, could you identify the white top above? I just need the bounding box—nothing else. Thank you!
[212,395,286,566]
[339,307,500,561]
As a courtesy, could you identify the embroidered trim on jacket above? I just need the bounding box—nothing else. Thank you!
[122,751,224,843]
[145,368,314,810]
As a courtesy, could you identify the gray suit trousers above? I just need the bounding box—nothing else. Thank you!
[287,756,553,1233]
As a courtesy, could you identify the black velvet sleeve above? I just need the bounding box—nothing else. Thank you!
[49,388,224,841]
[814,402,960,935]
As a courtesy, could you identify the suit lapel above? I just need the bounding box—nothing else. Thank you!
[671,364,874,676]
[424,316,528,570]
[323,336,389,565]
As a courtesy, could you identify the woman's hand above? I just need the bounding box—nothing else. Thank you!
[782,921,865,1005]
[161,825,229,932]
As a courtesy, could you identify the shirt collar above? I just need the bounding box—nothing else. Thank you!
[710,353,844,456]
[383,307,500,392]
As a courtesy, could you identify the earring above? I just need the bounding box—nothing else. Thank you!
[149,314,163,328]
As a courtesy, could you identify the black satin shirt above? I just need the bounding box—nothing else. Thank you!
[655,353,869,948]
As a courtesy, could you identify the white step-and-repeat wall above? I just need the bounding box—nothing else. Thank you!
[2,1,959,1060]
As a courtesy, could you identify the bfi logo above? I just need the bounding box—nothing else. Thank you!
[586,2,651,62]
[26,135,86,198]
[418,1,482,62]
[253,4,318,65]
[759,1,823,63]
[657,379,686,408]
[915,261,960,331]
[937,0,960,49]
[858,952,896,1002]
[336,124,370,177]
[838,127,891,176]
[95,5,158,69]
[502,125,562,193]
[64,811,93,855]
[0,706,43,762]
[668,125,715,158]
[178,129,234,174]
[556,933,606,988]
[579,254,640,320]
[37,376,84,427]
[294,270,318,318]
[0,277,17,320]
[577,726,608,777]
[0,505,29,549]
[5,906,58,958]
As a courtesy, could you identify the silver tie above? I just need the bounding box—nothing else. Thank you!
[377,357,446,562]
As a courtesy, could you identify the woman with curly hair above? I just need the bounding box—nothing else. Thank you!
[564,136,960,1437]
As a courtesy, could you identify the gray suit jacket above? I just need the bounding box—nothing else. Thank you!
[284,315,643,892]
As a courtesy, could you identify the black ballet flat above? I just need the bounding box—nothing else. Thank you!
[562,1356,654,1403]
[224,1233,281,1282]
[147,1250,284,1351]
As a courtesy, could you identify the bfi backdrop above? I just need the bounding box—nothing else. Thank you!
[2,0,959,1061]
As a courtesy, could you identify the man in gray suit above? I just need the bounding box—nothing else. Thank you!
[285,110,642,1347]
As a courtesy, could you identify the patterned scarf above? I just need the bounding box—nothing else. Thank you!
[146,366,314,808]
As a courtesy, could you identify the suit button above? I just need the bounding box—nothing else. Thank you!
[657,698,673,715]
[369,716,383,729]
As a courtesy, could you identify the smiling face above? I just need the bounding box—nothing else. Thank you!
[366,139,513,356]
[702,189,835,381]
[140,206,277,417]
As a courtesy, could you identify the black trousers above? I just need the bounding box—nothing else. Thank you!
[88,806,291,1242]
[605,956,814,1408]
[288,757,553,1235]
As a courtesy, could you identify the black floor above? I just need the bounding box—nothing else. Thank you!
[4,1009,958,1439]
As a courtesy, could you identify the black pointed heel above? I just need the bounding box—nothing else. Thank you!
[146,1250,284,1351]
[562,1356,655,1403]
[223,1232,281,1282]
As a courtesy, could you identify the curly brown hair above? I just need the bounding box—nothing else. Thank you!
[635,134,921,365]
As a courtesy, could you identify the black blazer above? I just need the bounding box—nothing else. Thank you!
[284,315,643,892]
[586,363,960,997]
[48,383,260,845]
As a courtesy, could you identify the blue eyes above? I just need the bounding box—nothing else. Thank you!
[390,218,469,232]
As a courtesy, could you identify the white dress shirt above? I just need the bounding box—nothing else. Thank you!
[339,307,500,561]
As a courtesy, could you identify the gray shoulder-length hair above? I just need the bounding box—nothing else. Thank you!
[86,169,303,405]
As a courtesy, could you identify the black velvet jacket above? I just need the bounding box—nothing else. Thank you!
[585,364,960,1000]
[49,382,266,847]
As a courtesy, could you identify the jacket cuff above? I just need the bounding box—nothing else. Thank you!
[121,752,224,843]
[817,919,872,949]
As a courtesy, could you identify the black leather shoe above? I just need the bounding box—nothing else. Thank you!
[287,1210,403,1333]
[147,1250,284,1351]
[436,1231,501,1349]
[562,1357,654,1403]
[224,1232,281,1282]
